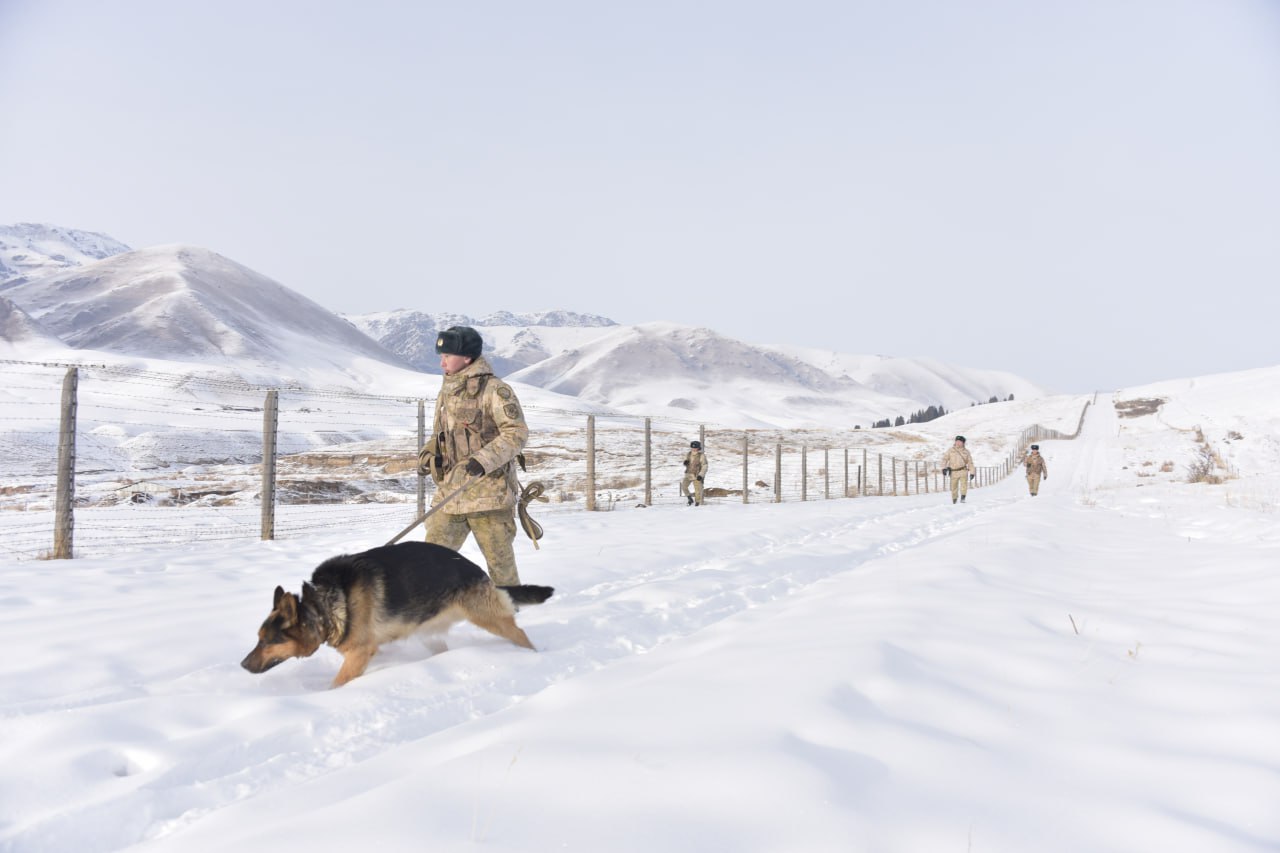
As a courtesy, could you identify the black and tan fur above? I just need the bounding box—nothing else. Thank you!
[241,541,553,688]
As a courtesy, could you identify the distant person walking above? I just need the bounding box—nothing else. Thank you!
[417,325,530,585]
[941,435,975,504]
[1024,444,1048,496]
[680,440,708,506]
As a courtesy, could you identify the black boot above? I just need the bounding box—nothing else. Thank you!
[687,495,694,506]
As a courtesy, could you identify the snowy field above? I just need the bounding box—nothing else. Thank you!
[0,356,1092,559]
[1,374,1278,852]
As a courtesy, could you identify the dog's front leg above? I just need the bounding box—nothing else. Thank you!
[331,646,375,688]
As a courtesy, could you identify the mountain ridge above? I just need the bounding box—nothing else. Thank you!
[0,243,413,376]
[351,311,1050,425]
[0,223,132,285]
[1,223,1051,427]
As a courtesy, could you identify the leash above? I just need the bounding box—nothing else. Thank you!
[517,480,548,549]
[385,475,484,546]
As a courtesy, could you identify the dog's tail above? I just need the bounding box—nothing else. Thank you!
[499,585,554,606]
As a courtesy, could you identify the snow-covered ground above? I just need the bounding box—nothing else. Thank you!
[1,373,1278,852]
[0,356,1088,561]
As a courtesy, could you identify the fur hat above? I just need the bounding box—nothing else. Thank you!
[1030,444,1039,451]
[435,326,483,359]
[954,435,966,443]
[690,440,702,449]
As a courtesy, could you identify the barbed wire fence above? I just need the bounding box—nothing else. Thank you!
[0,360,1091,560]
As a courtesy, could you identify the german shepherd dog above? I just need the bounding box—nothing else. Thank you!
[241,541,554,688]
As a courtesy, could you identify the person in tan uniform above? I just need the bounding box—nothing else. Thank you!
[680,440,708,506]
[1024,444,1048,496]
[941,435,975,504]
[418,326,529,585]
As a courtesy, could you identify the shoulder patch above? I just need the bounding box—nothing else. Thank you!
[496,385,512,400]
[504,403,521,419]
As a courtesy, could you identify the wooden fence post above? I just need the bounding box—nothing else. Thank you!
[824,448,830,500]
[586,414,596,511]
[862,449,868,495]
[53,367,78,559]
[261,390,278,540]
[774,443,782,503]
[742,433,749,504]
[878,453,883,496]
[801,445,808,501]
[644,418,652,506]
[843,448,849,498]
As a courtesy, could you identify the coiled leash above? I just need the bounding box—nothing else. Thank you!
[517,480,548,549]
[389,478,548,549]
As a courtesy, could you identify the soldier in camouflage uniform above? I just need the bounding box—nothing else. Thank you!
[1024,444,1048,496]
[941,435,975,504]
[680,440,708,506]
[418,326,529,585]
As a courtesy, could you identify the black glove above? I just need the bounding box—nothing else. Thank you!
[969,473,975,481]
[696,476,703,482]
[417,453,442,477]
[465,459,485,477]
[942,467,951,475]
[682,460,689,470]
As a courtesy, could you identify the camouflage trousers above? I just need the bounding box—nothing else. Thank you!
[1027,472,1042,496]
[949,471,970,502]
[680,474,704,505]
[425,508,520,585]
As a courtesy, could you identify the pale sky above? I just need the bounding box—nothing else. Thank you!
[2,0,1278,393]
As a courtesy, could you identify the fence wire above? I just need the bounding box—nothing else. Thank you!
[0,360,1089,560]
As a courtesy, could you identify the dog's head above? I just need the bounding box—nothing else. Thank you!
[241,585,323,674]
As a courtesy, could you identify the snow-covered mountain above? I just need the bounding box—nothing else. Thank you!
[0,224,1048,427]
[0,244,415,380]
[502,322,1030,428]
[768,347,1047,412]
[354,310,1050,428]
[346,310,617,375]
[0,294,64,352]
[0,223,131,285]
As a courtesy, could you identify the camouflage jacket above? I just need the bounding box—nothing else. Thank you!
[941,446,974,474]
[1024,452,1048,476]
[682,449,708,478]
[428,356,529,513]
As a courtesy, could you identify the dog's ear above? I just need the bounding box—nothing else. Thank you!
[273,585,285,607]
[278,591,299,622]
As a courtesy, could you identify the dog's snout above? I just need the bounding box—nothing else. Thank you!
[241,646,279,673]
